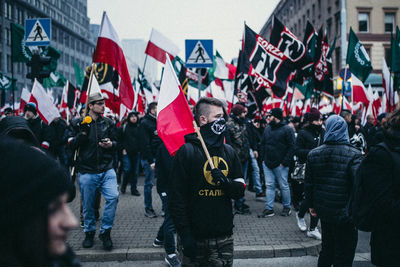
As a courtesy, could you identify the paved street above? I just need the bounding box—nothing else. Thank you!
[68,175,322,262]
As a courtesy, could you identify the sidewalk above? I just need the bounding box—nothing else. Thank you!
[68,176,321,262]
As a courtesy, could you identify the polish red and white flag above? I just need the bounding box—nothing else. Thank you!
[29,79,59,125]
[19,87,31,113]
[157,55,195,155]
[351,74,370,106]
[145,28,180,64]
[93,12,135,110]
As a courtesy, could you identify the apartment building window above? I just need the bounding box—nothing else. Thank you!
[5,28,10,46]
[384,46,391,67]
[335,47,341,73]
[335,12,340,36]
[358,13,369,32]
[4,1,12,20]
[385,13,395,33]
[312,4,315,18]
[0,52,2,72]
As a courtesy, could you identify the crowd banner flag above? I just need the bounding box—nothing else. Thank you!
[93,12,135,110]
[157,55,195,155]
[351,73,370,106]
[270,16,313,70]
[11,23,32,63]
[346,27,372,82]
[211,51,237,80]
[19,87,31,113]
[29,79,59,125]
[145,28,180,64]
[382,57,395,111]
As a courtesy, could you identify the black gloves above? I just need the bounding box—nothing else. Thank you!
[180,230,197,258]
[79,122,90,135]
[211,168,231,188]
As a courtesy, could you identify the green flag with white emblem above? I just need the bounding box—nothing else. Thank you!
[11,23,32,63]
[346,27,372,82]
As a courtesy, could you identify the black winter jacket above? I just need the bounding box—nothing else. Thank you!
[27,116,52,146]
[260,121,295,168]
[168,133,245,240]
[118,121,140,155]
[305,142,362,224]
[49,118,68,157]
[295,124,324,164]
[155,142,173,195]
[357,128,400,266]
[68,116,117,174]
[138,113,161,163]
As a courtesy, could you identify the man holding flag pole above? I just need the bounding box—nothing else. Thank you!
[157,55,245,266]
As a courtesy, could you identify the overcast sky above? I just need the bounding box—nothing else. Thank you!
[87,0,280,63]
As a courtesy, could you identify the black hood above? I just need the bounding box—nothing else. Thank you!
[0,116,39,146]
[384,128,400,152]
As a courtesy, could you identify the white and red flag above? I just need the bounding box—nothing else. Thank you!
[145,28,180,64]
[157,55,195,155]
[93,12,135,110]
[19,87,31,113]
[351,73,370,106]
[29,79,59,125]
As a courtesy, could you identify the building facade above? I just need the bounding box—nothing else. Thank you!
[260,0,399,78]
[0,0,95,101]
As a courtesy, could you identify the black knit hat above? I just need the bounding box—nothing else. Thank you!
[270,108,283,121]
[24,102,37,116]
[0,138,70,229]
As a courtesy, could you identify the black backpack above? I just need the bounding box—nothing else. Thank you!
[350,142,400,232]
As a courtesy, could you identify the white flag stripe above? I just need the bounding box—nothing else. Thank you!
[149,28,180,57]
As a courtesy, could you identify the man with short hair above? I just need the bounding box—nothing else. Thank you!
[139,102,162,218]
[23,102,52,150]
[68,92,118,251]
[259,108,295,217]
[168,97,245,266]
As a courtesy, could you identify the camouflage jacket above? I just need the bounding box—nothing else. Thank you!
[226,116,250,163]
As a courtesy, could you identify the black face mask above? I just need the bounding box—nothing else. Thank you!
[310,123,322,132]
[199,118,226,148]
[269,120,277,126]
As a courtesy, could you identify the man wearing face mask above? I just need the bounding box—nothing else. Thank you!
[259,108,295,217]
[168,97,246,267]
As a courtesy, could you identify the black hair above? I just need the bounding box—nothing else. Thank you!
[194,97,226,124]
[385,108,400,131]
[148,102,158,113]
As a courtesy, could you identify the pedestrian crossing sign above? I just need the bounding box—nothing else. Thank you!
[25,18,51,46]
[185,39,213,68]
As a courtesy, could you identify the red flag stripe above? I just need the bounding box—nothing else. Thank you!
[145,41,175,64]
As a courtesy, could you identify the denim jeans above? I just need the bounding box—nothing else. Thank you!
[249,149,262,194]
[122,153,140,192]
[156,194,176,254]
[235,160,248,209]
[141,159,155,209]
[79,169,119,233]
[263,163,291,210]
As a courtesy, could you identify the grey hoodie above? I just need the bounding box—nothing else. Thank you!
[323,115,350,143]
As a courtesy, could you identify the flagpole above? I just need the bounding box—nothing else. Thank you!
[142,54,148,74]
[193,121,215,169]
[197,68,202,100]
[83,63,97,116]
[11,28,15,112]
[341,64,349,110]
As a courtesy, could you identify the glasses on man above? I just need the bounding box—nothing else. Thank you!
[94,101,105,106]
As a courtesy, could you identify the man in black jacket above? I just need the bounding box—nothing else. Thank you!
[259,108,295,217]
[305,115,362,267]
[118,111,141,196]
[68,92,118,251]
[139,102,161,218]
[23,102,52,150]
[168,97,245,266]
[356,109,400,267]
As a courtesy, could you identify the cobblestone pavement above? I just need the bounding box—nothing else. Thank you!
[67,176,321,261]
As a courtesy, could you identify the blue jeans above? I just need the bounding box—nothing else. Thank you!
[235,160,248,208]
[79,169,119,233]
[122,153,140,192]
[249,149,262,194]
[156,194,176,254]
[141,159,155,209]
[263,163,291,210]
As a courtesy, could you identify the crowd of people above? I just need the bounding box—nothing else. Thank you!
[0,95,399,267]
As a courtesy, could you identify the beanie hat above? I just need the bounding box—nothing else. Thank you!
[24,102,37,115]
[308,108,321,122]
[377,113,387,122]
[0,138,70,229]
[270,108,283,121]
[231,104,246,116]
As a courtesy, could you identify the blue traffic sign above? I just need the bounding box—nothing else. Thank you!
[185,40,213,68]
[25,18,51,46]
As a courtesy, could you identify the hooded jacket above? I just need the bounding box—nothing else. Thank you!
[226,115,250,164]
[168,133,245,240]
[295,124,324,164]
[305,115,362,224]
[138,113,161,163]
[0,116,39,146]
[118,113,140,155]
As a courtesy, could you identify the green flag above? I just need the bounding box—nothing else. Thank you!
[11,23,32,63]
[346,27,372,82]
[391,26,400,72]
[42,71,67,88]
[74,62,85,87]
[41,46,61,72]
[0,72,17,90]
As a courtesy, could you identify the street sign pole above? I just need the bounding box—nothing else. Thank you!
[197,69,201,99]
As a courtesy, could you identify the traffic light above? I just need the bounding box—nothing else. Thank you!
[26,54,51,82]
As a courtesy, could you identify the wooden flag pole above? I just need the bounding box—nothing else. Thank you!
[193,120,215,169]
[83,63,97,116]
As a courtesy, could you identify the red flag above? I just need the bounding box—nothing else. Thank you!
[93,12,135,110]
[351,74,370,106]
[145,28,180,64]
[157,55,195,155]
[20,87,31,114]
